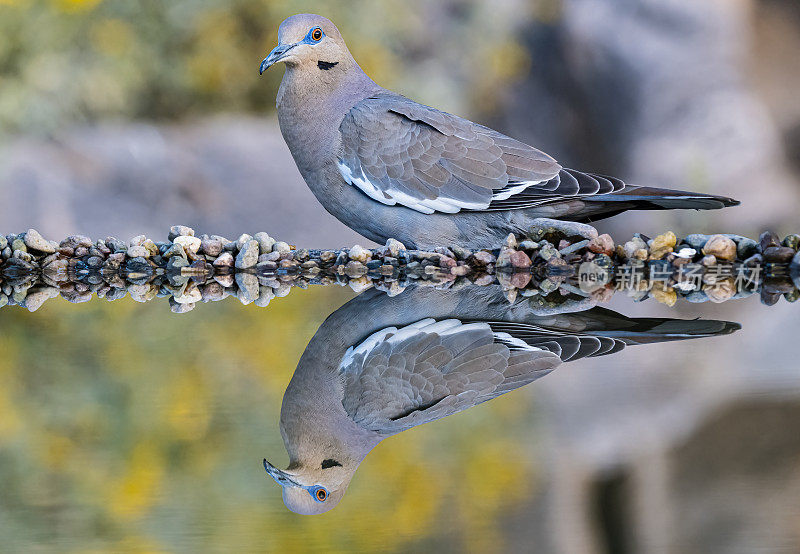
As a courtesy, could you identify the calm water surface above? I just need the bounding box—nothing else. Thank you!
[0,285,797,552]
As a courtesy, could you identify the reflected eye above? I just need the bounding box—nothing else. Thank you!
[311,27,323,42]
[315,488,327,502]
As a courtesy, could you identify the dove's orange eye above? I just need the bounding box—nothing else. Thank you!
[316,488,327,501]
[311,28,323,41]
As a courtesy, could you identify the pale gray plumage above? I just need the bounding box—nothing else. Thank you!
[263,285,740,515]
[261,14,739,249]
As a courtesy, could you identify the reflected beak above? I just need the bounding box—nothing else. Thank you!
[260,43,296,74]
[263,458,301,487]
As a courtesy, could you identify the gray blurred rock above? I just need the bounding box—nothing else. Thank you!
[0,117,369,248]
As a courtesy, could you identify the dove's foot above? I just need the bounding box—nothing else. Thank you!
[526,218,599,243]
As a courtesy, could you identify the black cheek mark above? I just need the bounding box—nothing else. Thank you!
[318,61,339,71]
[321,459,342,469]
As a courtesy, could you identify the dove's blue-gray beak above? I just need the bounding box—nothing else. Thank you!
[260,43,296,74]
[263,458,301,487]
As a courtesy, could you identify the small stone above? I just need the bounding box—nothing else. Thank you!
[559,239,590,256]
[235,234,253,250]
[451,265,471,277]
[702,234,736,261]
[11,238,27,253]
[344,261,367,278]
[170,300,196,314]
[674,247,697,259]
[651,285,677,307]
[172,282,201,304]
[128,283,157,303]
[24,229,55,253]
[105,237,126,252]
[348,277,373,293]
[200,282,225,302]
[504,288,518,303]
[213,252,235,268]
[763,246,795,264]
[174,235,201,257]
[682,234,710,251]
[704,278,735,303]
[142,239,159,257]
[320,250,336,263]
[24,287,59,312]
[623,237,648,259]
[509,272,531,289]
[539,278,558,294]
[169,225,195,240]
[129,235,146,248]
[214,273,234,288]
[510,250,532,268]
[701,255,717,266]
[272,241,291,254]
[255,286,275,307]
[451,245,472,260]
[349,244,371,263]
[496,247,514,268]
[471,251,496,266]
[650,232,677,259]
[273,284,292,297]
[235,273,259,304]
[538,244,559,262]
[126,245,150,258]
[235,240,259,269]
[13,250,33,262]
[590,286,615,303]
[503,233,518,249]
[759,231,781,252]
[377,238,403,258]
[733,238,757,259]
[0,236,7,250]
[782,234,800,250]
[86,256,104,269]
[200,238,223,257]
[164,243,186,259]
[254,232,276,255]
[166,256,189,271]
[588,234,614,255]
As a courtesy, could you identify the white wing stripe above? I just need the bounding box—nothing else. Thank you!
[338,160,490,214]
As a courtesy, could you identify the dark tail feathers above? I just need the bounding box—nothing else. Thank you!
[594,185,740,211]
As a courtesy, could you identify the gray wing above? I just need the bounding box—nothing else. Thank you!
[339,318,560,435]
[338,94,625,214]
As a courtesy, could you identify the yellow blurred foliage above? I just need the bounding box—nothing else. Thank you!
[53,0,103,13]
[109,440,166,520]
[0,287,543,550]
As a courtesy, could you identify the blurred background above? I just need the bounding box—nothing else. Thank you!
[1,0,800,552]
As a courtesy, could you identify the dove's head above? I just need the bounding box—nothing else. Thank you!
[260,14,353,75]
[263,457,358,515]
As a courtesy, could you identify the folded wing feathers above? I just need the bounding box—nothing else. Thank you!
[339,318,560,433]
[339,94,570,214]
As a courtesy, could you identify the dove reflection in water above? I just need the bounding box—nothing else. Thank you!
[263,286,740,514]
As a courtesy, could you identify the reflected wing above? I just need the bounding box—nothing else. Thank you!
[339,319,561,434]
[338,94,626,214]
[486,306,741,361]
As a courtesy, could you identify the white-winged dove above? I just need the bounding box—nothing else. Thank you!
[262,285,739,514]
[260,14,739,249]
